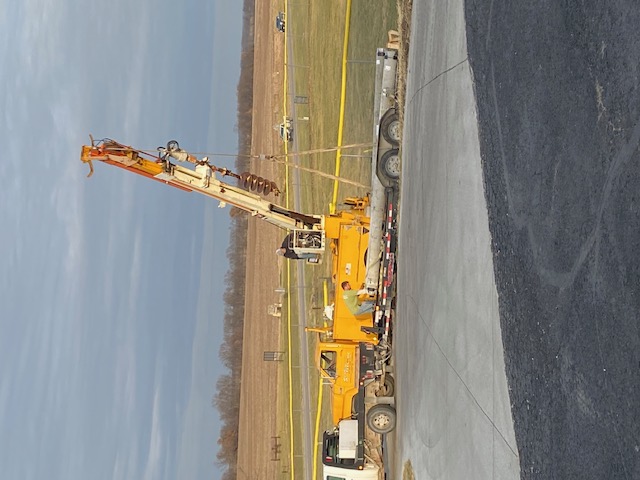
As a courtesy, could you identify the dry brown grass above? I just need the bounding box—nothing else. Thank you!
[396,0,413,130]
[234,1,289,478]
[403,460,416,480]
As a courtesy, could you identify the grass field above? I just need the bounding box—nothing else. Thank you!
[277,1,398,478]
[292,0,398,208]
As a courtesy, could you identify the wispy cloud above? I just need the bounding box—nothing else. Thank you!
[112,433,141,480]
[19,0,64,75]
[142,386,164,480]
[122,17,151,136]
[1,1,235,479]
[112,334,137,420]
[49,98,87,285]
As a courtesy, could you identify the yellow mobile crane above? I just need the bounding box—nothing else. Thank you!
[80,136,386,343]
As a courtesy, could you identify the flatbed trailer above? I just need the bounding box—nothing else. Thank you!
[319,47,401,480]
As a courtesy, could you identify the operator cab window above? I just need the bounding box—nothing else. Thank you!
[320,351,336,378]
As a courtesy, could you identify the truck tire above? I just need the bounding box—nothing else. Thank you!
[380,110,401,146]
[376,375,395,397]
[367,404,396,434]
[379,149,401,181]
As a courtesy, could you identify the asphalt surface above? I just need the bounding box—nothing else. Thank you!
[395,1,640,479]
[464,2,640,479]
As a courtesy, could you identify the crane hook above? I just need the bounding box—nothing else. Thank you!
[86,159,94,178]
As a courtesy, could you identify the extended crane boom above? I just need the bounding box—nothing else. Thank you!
[80,137,372,258]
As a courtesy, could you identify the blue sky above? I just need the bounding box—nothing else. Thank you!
[0,0,241,478]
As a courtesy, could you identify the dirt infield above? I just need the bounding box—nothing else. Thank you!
[235,1,288,478]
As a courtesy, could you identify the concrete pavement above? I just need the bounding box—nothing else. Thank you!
[392,1,519,478]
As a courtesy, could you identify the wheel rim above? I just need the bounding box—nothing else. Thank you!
[383,153,401,178]
[388,119,401,143]
[372,412,391,430]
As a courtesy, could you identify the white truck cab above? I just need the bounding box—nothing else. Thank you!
[321,420,381,480]
[323,463,380,480]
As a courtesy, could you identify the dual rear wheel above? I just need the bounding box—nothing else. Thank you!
[377,109,401,184]
[379,149,401,181]
[367,404,397,435]
[367,375,397,434]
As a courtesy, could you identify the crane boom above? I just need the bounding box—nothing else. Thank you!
[81,137,324,233]
[80,137,373,258]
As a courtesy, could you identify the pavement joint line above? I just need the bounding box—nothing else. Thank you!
[408,57,469,107]
[405,294,519,458]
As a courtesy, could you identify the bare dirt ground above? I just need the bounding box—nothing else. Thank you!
[235,1,288,478]
[396,0,412,130]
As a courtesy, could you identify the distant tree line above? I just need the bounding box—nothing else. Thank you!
[212,1,254,478]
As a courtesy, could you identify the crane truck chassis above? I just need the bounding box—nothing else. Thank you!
[315,47,400,480]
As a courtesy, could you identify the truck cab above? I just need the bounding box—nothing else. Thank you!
[321,420,369,473]
[278,116,293,142]
[322,463,380,480]
[275,11,285,32]
[316,340,376,426]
